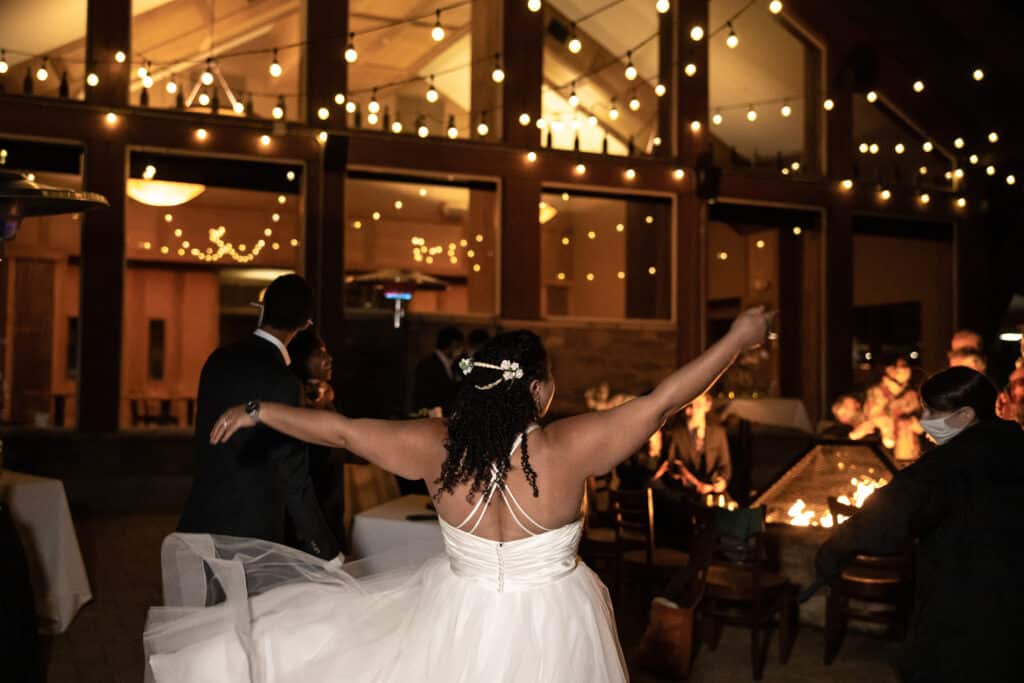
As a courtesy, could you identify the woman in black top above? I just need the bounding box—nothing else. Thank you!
[815,367,1024,682]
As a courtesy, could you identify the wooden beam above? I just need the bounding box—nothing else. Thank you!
[675,0,709,166]
[86,0,131,107]
[306,0,348,128]
[502,0,542,149]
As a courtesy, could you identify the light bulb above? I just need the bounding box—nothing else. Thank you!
[104,111,118,125]
[165,78,177,94]
[426,78,439,103]
[447,116,458,139]
[986,165,996,176]
[609,102,620,120]
[989,131,999,143]
[568,85,579,108]
[272,97,285,120]
[629,95,640,111]
[518,112,531,126]
[690,25,704,41]
[712,111,723,126]
[198,92,211,107]
[879,188,891,201]
[954,137,965,149]
[954,168,965,179]
[574,162,586,175]
[746,107,757,122]
[972,68,984,81]
[866,90,878,103]
[919,166,928,175]
[491,54,505,83]
[922,141,934,152]
[568,24,582,54]
[684,62,697,77]
[269,49,282,78]
[86,72,99,87]
[859,142,869,154]
[625,60,638,81]
[674,168,685,180]
[345,100,357,114]
[895,143,906,154]
[840,179,854,191]
[345,34,358,63]
[1007,174,1017,186]
[477,120,490,136]
[528,0,542,12]
[368,93,380,114]
[624,168,636,180]
[869,143,879,155]
[367,112,379,125]
[956,197,967,208]
[334,92,345,105]
[201,60,214,86]
[655,82,666,97]
[919,192,931,205]
[913,80,925,93]
[526,151,537,163]
[726,25,739,49]
[656,0,670,12]
[317,106,329,120]
[142,164,156,179]
[194,127,208,141]
[0,51,8,74]
[36,60,49,82]
[969,154,979,165]
[259,134,271,147]
[114,50,126,64]
[391,120,403,134]
[142,74,153,89]
[418,124,429,138]
[432,11,445,42]
[823,98,835,111]
[769,0,783,14]
[690,120,702,132]
[781,102,792,117]
[232,101,245,114]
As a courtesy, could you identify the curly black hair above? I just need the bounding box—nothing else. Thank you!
[436,330,549,502]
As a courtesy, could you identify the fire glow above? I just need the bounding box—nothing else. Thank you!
[785,475,887,528]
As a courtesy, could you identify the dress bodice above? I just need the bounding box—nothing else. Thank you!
[439,517,582,592]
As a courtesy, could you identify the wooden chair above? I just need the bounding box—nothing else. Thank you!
[613,488,691,606]
[824,497,913,665]
[700,506,798,680]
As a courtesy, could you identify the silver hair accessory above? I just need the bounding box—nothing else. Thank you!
[459,358,525,390]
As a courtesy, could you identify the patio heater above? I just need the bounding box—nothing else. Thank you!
[0,169,108,241]
[351,268,448,329]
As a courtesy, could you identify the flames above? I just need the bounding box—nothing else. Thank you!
[785,475,887,528]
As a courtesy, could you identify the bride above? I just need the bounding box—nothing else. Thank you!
[144,308,770,682]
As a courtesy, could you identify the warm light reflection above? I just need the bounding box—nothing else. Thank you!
[126,179,206,207]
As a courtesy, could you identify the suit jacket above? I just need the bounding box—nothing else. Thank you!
[178,334,339,560]
[665,420,732,486]
[412,351,459,414]
[816,419,1024,681]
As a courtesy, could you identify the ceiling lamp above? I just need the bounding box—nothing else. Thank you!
[126,178,206,207]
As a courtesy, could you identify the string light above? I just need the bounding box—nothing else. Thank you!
[201,58,214,86]
[105,111,118,125]
[684,62,697,77]
[447,115,458,139]
[712,110,723,125]
[969,154,979,165]
[0,51,7,74]
[86,72,99,87]
[879,188,891,201]
[317,106,330,120]
[491,53,505,83]
[1007,175,1017,186]
[269,48,282,78]
[528,0,542,11]
[625,52,638,81]
[972,68,984,81]
[272,96,286,120]
[628,92,640,111]
[746,106,757,122]
[953,137,965,149]
[574,162,587,175]
[726,23,739,49]
[840,179,854,191]
[334,93,346,105]
[656,0,670,13]
[956,197,967,208]
[989,131,999,143]
[368,89,380,114]
[690,120,702,133]
[690,25,705,41]
[913,80,925,93]
[165,77,177,94]
[673,168,685,180]
[259,134,271,147]
[769,0,783,13]
[869,143,879,155]
[954,168,965,180]
[986,165,996,176]
[895,143,906,154]
[922,141,934,152]
[194,127,208,141]
[345,33,358,63]
[432,10,446,42]
[345,100,357,114]
[391,119,403,134]
[866,90,878,103]
[367,111,380,125]
[609,100,620,120]
[417,117,429,138]
[624,168,636,180]
[36,57,49,82]
[519,112,531,126]
[780,101,792,117]
[918,192,931,205]
[568,24,582,54]
[654,82,666,97]
[477,112,490,137]
[918,166,928,175]
[526,151,537,163]
[426,76,439,103]
[823,98,835,111]
[317,131,328,144]
[142,164,157,179]
[198,92,211,107]
[114,50,126,64]
[858,142,869,154]
[568,82,579,108]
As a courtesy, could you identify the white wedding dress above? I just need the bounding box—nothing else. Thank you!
[144,430,628,682]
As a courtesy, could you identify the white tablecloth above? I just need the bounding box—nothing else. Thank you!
[349,495,444,572]
[721,398,813,433]
[0,470,93,634]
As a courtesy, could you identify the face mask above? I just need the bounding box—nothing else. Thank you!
[919,412,969,445]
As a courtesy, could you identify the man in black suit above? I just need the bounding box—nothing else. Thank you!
[412,326,464,415]
[178,274,340,561]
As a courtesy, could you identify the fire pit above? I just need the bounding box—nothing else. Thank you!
[753,442,896,627]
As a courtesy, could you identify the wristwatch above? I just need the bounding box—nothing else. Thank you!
[245,400,261,422]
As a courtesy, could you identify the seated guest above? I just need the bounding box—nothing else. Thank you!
[464,328,491,359]
[288,329,346,550]
[821,394,875,439]
[814,367,1024,682]
[862,356,924,460]
[996,366,1024,427]
[655,394,731,495]
[412,326,464,415]
[948,347,988,374]
[949,328,983,353]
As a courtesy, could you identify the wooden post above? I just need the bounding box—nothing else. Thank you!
[85,0,131,107]
[675,0,709,166]
[502,1,542,148]
[306,0,348,128]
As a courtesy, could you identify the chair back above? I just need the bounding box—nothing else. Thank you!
[611,487,655,564]
[584,473,614,529]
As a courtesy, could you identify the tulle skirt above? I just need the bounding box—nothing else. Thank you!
[144,535,628,682]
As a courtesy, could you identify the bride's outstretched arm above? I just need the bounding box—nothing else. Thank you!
[549,307,770,477]
[210,405,446,480]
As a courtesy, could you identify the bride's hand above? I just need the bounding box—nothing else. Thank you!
[729,306,773,350]
[210,405,258,444]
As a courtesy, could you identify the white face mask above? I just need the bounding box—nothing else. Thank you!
[919,410,971,445]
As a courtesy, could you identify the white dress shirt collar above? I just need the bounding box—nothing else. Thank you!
[254,329,291,366]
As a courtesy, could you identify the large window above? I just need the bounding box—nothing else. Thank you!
[131,0,306,121]
[344,172,498,317]
[0,138,84,428]
[345,1,502,141]
[122,151,304,429]
[0,1,87,101]
[541,1,665,156]
[540,188,672,321]
[708,0,820,175]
